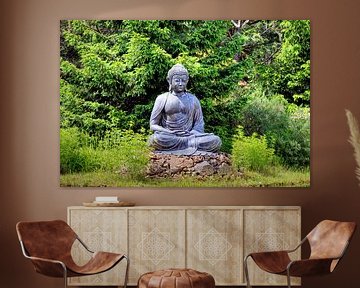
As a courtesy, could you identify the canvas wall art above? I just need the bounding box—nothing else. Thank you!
[60,20,310,187]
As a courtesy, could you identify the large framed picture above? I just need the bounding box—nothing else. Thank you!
[60,20,310,187]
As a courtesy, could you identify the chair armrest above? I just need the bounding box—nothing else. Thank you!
[19,240,67,277]
[25,255,64,265]
[246,251,292,274]
[247,250,290,258]
[19,240,64,266]
[25,255,67,277]
[246,236,306,258]
[287,257,335,277]
[76,236,94,253]
[286,237,307,253]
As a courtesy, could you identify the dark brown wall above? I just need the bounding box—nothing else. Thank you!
[1,0,360,287]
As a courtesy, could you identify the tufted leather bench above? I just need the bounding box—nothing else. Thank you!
[137,268,215,288]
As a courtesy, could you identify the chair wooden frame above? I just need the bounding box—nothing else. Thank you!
[16,220,129,288]
[244,220,356,288]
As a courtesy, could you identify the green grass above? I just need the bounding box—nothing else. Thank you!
[60,127,310,188]
[60,166,310,188]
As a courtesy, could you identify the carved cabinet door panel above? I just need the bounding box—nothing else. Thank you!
[128,209,186,284]
[186,209,243,285]
[67,208,128,286]
[243,208,301,286]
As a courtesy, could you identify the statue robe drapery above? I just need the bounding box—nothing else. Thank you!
[149,92,221,155]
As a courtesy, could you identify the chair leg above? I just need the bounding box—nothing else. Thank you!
[62,264,68,288]
[286,270,292,288]
[123,255,130,288]
[244,255,252,288]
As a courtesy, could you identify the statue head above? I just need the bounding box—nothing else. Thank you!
[167,64,189,92]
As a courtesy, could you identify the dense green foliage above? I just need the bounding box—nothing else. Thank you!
[60,127,150,178]
[239,20,310,105]
[60,20,310,183]
[239,94,310,167]
[232,128,276,172]
[60,20,243,136]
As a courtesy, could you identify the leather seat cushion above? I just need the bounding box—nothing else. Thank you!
[138,268,215,288]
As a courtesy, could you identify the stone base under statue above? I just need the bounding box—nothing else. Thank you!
[146,152,232,178]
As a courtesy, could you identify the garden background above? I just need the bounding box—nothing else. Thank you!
[60,20,310,187]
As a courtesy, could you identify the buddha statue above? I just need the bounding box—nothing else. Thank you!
[149,64,221,155]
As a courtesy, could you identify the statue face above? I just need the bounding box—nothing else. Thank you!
[170,74,188,93]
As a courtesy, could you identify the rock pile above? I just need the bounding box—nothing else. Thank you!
[146,152,232,178]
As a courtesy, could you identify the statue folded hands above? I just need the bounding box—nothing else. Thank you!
[149,64,221,155]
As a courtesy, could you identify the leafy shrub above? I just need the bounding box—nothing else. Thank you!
[239,95,310,168]
[240,94,288,137]
[201,96,246,154]
[60,127,94,173]
[99,129,151,179]
[60,128,151,178]
[232,127,275,172]
[275,108,310,167]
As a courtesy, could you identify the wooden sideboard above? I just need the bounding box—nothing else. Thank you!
[67,206,301,286]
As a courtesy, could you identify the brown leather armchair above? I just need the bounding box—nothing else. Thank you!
[244,219,356,288]
[16,219,129,288]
